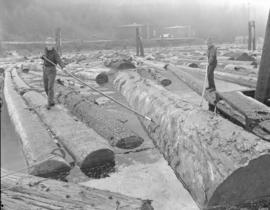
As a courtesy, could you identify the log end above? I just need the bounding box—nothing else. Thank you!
[29,156,71,178]
[115,136,144,149]
[81,149,115,178]
[208,154,270,207]
[160,79,172,87]
[0,67,5,74]
[96,72,109,85]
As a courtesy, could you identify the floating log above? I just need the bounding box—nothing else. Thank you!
[113,70,270,208]
[133,59,171,87]
[4,69,71,177]
[104,59,136,70]
[1,169,153,210]
[137,67,171,87]
[168,64,257,88]
[218,91,270,132]
[165,64,270,141]
[11,69,115,177]
[55,80,144,150]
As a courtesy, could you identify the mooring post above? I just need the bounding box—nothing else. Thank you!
[136,27,140,56]
[248,20,256,51]
[55,27,62,56]
[255,10,270,104]
[252,21,256,51]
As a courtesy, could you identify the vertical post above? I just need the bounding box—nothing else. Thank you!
[136,28,139,56]
[248,21,252,50]
[139,37,144,57]
[146,24,150,40]
[252,21,256,51]
[255,10,270,104]
[0,39,3,56]
[55,27,62,56]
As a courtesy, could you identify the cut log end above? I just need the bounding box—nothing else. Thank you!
[209,154,270,207]
[160,79,172,87]
[116,136,144,149]
[96,72,109,85]
[81,149,115,178]
[29,156,71,178]
[0,68,5,74]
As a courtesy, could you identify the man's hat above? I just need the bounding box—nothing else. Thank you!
[45,37,55,45]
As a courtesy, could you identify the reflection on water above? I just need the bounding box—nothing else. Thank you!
[1,97,27,172]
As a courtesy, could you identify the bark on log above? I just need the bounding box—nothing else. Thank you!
[4,69,71,177]
[255,10,270,103]
[10,69,115,176]
[165,64,270,141]
[1,169,153,210]
[113,70,270,208]
[218,91,270,130]
[55,81,144,150]
[137,67,171,87]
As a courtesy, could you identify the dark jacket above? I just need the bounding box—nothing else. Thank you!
[42,48,64,68]
[207,45,217,65]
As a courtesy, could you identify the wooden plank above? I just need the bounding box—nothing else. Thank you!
[1,169,153,210]
[4,68,71,177]
[113,70,270,208]
[10,69,115,177]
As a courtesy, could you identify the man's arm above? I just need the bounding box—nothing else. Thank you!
[208,47,217,65]
[55,50,65,69]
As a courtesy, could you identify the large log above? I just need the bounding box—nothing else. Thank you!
[1,169,153,210]
[140,59,257,88]
[168,64,257,88]
[4,69,71,177]
[255,10,270,103]
[55,81,144,150]
[165,64,270,141]
[163,64,247,125]
[10,69,115,177]
[113,70,270,208]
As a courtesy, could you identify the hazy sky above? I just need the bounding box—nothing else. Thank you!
[0,0,269,41]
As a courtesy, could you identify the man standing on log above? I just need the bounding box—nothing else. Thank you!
[206,38,217,91]
[41,37,65,110]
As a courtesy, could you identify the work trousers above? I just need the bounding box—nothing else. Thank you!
[43,66,56,105]
[207,63,217,89]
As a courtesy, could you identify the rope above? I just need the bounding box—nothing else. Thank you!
[42,56,154,123]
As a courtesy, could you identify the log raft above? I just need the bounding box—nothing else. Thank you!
[113,70,270,208]
[1,169,154,210]
[10,69,115,176]
[4,68,71,177]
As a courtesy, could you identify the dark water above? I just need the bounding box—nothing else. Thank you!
[1,97,27,171]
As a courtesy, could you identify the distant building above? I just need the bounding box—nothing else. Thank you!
[162,26,194,38]
[115,23,147,39]
[114,24,194,40]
